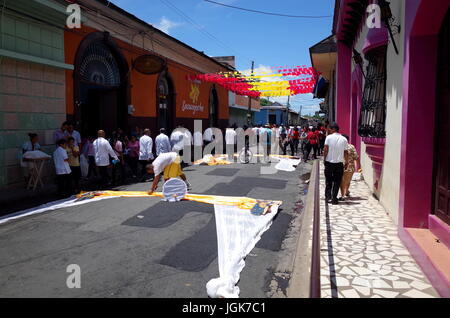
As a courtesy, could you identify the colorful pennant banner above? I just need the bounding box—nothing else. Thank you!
[187,66,318,98]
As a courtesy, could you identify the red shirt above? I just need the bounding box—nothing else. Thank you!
[290,130,300,140]
[307,132,318,145]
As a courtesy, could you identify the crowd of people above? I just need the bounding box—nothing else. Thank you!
[237,122,328,162]
[21,119,360,202]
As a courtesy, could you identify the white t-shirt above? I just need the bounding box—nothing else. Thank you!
[94,137,119,166]
[153,152,178,176]
[155,134,171,156]
[139,135,154,161]
[225,129,237,145]
[53,146,71,175]
[204,128,214,142]
[171,131,185,152]
[325,133,348,163]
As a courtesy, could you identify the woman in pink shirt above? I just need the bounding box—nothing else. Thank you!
[126,135,140,178]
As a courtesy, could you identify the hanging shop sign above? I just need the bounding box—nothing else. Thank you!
[133,54,166,75]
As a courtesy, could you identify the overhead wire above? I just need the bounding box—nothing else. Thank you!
[159,0,254,64]
[204,0,332,19]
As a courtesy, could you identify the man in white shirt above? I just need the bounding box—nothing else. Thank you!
[139,128,154,182]
[94,130,119,188]
[225,127,237,161]
[146,152,192,194]
[170,127,185,153]
[203,127,214,145]
[323,123,348,205]
[53,139,72,197]
[155,128,171,156]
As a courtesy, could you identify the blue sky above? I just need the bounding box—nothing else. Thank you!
[109,0,335,115]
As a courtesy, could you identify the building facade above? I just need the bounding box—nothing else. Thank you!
[254,103,301,127]
[0,0,232,188]
[310,35,337,122]
[65,0,231,136]
[329,0,450,296]
[0,0,70,188]
[228,93,260,127]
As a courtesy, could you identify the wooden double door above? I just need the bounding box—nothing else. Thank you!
[434,10,450,225]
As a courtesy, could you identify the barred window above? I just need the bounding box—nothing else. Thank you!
[358,46,387,138]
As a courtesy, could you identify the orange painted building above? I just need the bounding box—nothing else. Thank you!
[64,0,231,138]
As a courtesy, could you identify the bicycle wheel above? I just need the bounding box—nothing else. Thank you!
[239,148,253,164]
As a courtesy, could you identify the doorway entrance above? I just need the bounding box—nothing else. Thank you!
[157,72,175,132]
[434,10,450,226]
[74,33,128,138]
[209,86,219,127]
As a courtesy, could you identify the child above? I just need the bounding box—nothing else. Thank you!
[53,139,72,197]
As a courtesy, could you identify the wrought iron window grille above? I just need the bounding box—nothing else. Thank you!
[358,46,387,138]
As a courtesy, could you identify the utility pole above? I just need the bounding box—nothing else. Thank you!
[286,95,290,125]
[244,61,254,164]
[247,61,255,127]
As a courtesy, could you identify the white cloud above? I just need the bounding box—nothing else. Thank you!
[155,16,181,34]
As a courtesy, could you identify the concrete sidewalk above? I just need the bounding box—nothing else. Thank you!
[319,162,439,298]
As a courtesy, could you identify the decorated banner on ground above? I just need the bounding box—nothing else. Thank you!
[207,202,281,298]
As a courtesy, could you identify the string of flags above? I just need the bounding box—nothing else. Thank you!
[187,66,318,97]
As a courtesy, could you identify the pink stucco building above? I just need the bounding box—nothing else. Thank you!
[315,0,450,296]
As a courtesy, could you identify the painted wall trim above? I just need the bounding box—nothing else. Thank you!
[398,227,450,298]
[429,215,450,249]
[0,49,74,70]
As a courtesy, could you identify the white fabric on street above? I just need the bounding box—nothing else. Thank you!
[155,133,172,156]
[53,146,71,175]
[162,178,187,202]
[325,133,348,163]
[0,196,116,225]
[206,203,280,298]
[93,137,118,166]
[274,159,300,172]
[139,135,154,161]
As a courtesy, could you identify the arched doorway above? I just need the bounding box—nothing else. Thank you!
[209,85,219,127]
[74,32,128,138]
[157,71,175,132]
[433,9,450,226]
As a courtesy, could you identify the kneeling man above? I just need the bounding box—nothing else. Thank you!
[147,152,192,194]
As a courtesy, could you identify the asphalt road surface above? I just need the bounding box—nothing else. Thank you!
[0,160,311,298]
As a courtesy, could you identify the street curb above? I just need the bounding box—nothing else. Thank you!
[286,160,319,298]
